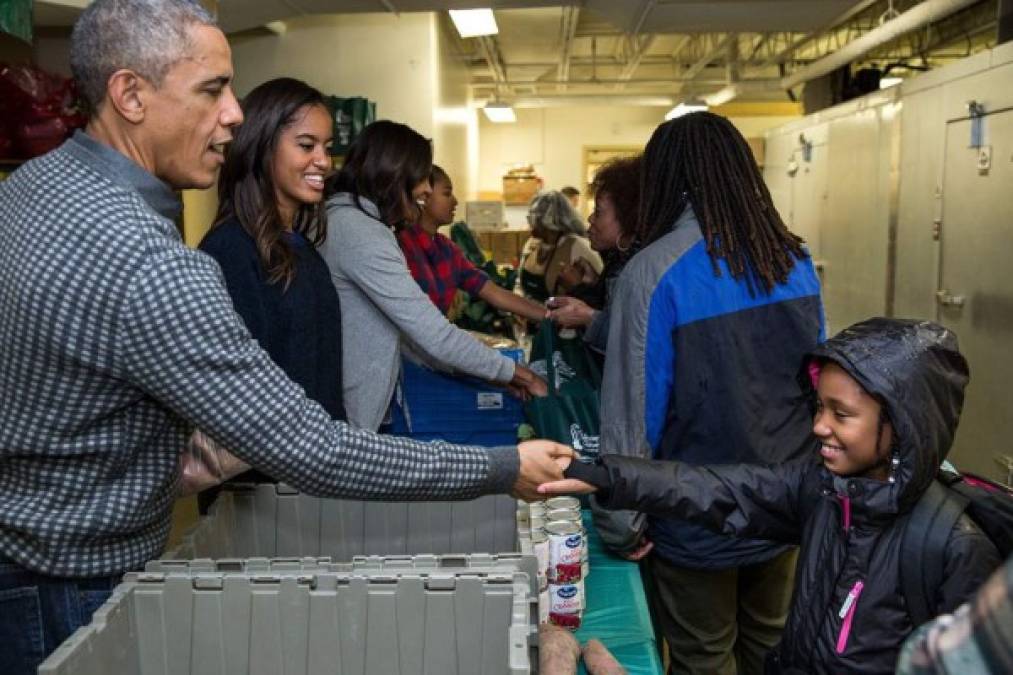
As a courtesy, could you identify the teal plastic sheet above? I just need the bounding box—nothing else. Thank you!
[576,511,664,674]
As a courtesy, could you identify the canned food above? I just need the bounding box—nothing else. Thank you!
[532,529,549,590]
[530,515,546,533]
[546,508,580,522]
[549,611,582,630]
[546,497,580,511]
[546,521,583,569]
[547,519,589,578]
[552,562,582,584]
[539,588,550,624]
[529,502,548,518]
[548,579,584,614]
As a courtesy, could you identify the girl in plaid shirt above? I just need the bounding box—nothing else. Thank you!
[398,165,547,322]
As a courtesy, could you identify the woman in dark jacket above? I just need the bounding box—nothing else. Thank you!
[545,318,1000,674]
[196,78,344,506]
[548,155,641,358]
[201,77,343,421]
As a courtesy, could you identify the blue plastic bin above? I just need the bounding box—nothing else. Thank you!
[391,349,524,443]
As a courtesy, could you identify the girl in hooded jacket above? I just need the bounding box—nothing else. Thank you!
[543,318,1000,674]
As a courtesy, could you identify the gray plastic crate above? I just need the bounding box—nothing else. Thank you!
[39,555,538,675]
[166,483,519,560]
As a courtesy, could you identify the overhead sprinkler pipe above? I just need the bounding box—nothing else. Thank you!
[780,0,981,91]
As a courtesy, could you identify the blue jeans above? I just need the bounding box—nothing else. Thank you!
[0,560,121,675]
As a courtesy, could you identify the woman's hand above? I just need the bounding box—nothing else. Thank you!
[547,296,595,328]
[510,363,548,399]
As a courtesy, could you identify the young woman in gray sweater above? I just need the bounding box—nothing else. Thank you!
[321,121,546,431]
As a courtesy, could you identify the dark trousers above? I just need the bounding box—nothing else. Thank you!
[647,548,798,675]
[0,560,121,675]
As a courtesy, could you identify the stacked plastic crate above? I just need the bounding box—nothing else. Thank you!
[40,555,539,674]
[40,348,545,673]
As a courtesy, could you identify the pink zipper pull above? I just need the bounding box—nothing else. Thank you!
[837,494,852,532]
[836,580,865,654]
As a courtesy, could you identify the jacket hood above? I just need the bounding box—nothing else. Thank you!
[800,318,969,512]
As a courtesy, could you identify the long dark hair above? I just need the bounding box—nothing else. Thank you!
[637,112,807,293]
[214,77,329,289]
[326,120,432,228]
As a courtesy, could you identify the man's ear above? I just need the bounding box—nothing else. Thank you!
[104,69,147,125]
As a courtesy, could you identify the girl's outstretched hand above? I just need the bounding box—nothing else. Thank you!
[538,477,596,495]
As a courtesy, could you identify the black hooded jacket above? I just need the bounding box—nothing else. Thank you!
[593,318,1000,674]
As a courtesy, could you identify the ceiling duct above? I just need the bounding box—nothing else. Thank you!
[781,0,982,91]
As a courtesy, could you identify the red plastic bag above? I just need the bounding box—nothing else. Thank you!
[0,63,86,159]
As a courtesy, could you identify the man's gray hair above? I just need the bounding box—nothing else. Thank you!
[70,0,216,110]
[528,190,587,236]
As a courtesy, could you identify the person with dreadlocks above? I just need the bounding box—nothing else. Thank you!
[540,318,999,675]
[582,112,826,674]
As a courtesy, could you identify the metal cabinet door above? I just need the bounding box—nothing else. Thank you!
[938,109,1013,481]
[791,140,828,262]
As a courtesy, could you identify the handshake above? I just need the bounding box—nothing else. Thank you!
[511,440,598,501]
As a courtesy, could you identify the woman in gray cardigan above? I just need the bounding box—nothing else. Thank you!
[321,121,546,431]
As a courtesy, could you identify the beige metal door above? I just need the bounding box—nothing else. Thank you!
[938,109,1013,482]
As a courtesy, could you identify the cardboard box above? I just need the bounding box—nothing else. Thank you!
[503,176,541,205]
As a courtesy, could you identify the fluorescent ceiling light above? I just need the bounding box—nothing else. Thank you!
[703,86,737,107]
[665,99,708,120]
[879,77,903,89]
[450,9,498,38]
[483,102,516,123]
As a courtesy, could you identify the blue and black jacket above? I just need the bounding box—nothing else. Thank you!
[591,205,825,568]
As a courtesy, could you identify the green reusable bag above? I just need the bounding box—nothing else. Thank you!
[0,0,31,43]
[525,320,601,458]
[325,96,376,156]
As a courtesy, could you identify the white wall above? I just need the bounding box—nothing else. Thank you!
[477,106,664,197]
[228,12,477,199]
[476,107,798,197]
[430,16,478,201]
[229,13,437,135]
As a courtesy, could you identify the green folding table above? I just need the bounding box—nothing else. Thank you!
[575,511,664,674]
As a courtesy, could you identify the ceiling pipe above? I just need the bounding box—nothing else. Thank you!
[760,0,880,69]
[510,94,676,108]
[616,35,658,89]
[682,33,734,81]
[470,77,779,88]
[557,6,580,92]
[781,0,981,90]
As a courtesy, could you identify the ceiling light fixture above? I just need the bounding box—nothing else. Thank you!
[449,9,498,38]
[703,86,738,107]
[665,98,708,120]
[483,101,516,123]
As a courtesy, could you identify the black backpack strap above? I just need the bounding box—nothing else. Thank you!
[900,480,969,627]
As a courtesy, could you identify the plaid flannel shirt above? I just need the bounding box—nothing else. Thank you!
[397,223,489,314]
[0,132,516,577]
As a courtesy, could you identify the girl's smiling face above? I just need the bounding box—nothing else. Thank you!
[813,362,894,480]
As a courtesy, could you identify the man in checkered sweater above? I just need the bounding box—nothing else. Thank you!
[0,2,569,670]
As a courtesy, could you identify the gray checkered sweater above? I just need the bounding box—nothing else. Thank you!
[0,134,517,577]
